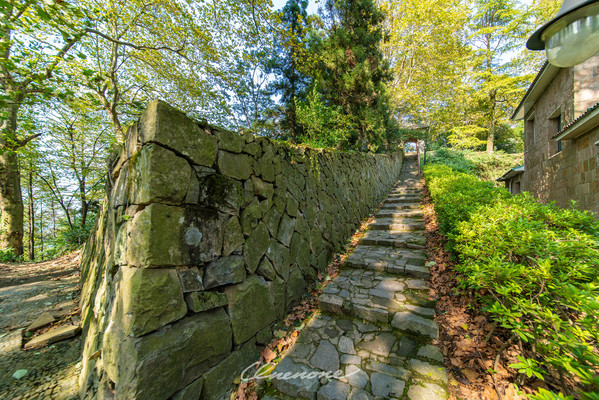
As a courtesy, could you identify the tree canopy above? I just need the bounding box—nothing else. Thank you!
[0,0,559,260]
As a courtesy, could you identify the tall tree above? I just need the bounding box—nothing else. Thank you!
[270,0,312,140]
[310,0,394,151]
[468,0,529,152]
[0,0,88,255]
[381,0,471,136]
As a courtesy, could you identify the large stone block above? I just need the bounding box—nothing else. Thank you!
[126,204,188,267]
[243,222,270,272]
[117,266,188,337]
[199,174,242,215]
[185,291,228,313]
[126,204,224,267]
[139,100,217,167]
[106,309,232,400]
[215,128,244,153]
[200,341,259,400]
[222,217,244,256]
[277,214,296,246]
[129,144,191,205]
[184,207,226,264]
[203,255,246,289]
[225,276,275,344]
[218,151,253,180]
[266,239,290,280]
[286,267,306,308]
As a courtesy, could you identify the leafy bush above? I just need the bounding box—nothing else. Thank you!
[427,148,523,181]
[295,85,353,149]
[424,165,599,399]
[0,247,23,263]
[424,164,510,245]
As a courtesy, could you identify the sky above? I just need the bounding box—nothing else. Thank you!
[271,0,321,15]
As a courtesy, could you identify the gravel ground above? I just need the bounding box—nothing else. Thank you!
[0,252,82,400]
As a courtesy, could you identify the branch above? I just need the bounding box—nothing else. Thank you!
[15,133,42,148]
[85,28,188,57]
[21,31,85,88]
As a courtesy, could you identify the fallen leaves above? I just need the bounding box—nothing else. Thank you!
[421,186,530,400]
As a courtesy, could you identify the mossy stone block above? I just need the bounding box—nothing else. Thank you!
[109,310,231,400]
[185,291,228,313]
[199,175,242,215]
[266,239,290,280]
[203,255,246,289]
[139,100,217,167]
[215,128,244,153]
[225,276,275,344]
[126,204,189,267]
[217,151,252,180]
[243,222,270,272]
[129,144,191,205]
[222,217,244,257]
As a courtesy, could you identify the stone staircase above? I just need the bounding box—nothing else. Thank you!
[268,156,448,400]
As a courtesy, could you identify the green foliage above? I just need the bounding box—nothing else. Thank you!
[424,165,599,399]
[427,148,523,181]
[308,0,394,151]
[424,164,510,243]
[0,247,23,263]
[51,212,99,254]
[295,85,351,148]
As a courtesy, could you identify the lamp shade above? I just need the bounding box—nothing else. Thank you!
[527,0,599,67]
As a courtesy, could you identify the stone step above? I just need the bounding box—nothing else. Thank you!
[368,219,425,232]
[270,314,447,400]
[385,198,421,205]
[343,245,429,277]
[375,210,424,219]
[380,204,422,211]
[318,270,438,334]
[359,231,426,250]
[389,195,421,199]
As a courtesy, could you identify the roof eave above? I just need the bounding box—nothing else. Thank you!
[497,165,525,181]
[553,106,599,141]
[512,62,561,121]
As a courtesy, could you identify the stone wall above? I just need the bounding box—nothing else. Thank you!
[78,100,404,400]
[521,60,599,217]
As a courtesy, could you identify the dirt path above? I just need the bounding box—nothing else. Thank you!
[0,252,82,400]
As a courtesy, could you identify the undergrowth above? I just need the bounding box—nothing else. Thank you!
[424,164,599,400]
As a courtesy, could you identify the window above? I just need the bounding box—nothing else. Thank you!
[549,108,562,155]
[526,112,535,148]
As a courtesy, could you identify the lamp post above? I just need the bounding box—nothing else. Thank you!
[527,0,599,67]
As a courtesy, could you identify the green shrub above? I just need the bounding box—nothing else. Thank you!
[455,194,599,398]
[0,247,23,263]
[427,148,523,181]
[424,164,510,245]
[427,148,477,174]
[424,165,599,399]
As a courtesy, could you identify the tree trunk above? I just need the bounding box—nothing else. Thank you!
[487,89,496,153]
[40,200,44,261]
[28,167,35,261]
[0,105,25,256]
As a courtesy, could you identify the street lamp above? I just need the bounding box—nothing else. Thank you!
[527,0,599,67]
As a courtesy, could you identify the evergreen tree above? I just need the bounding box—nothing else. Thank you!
[310,0,394,151]
[270,0,312,141]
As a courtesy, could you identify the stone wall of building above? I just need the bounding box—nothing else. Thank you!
[521,64,599,217]
[574,53,599,116]
[78,100,404,400]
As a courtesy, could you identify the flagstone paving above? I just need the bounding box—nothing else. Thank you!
[269,156,448,400]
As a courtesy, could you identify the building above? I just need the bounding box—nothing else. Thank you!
[497,164,525,195]
[510,53,599,216]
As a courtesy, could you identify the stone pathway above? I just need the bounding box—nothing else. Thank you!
[0,253,82,400]
[268,156,448,400]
